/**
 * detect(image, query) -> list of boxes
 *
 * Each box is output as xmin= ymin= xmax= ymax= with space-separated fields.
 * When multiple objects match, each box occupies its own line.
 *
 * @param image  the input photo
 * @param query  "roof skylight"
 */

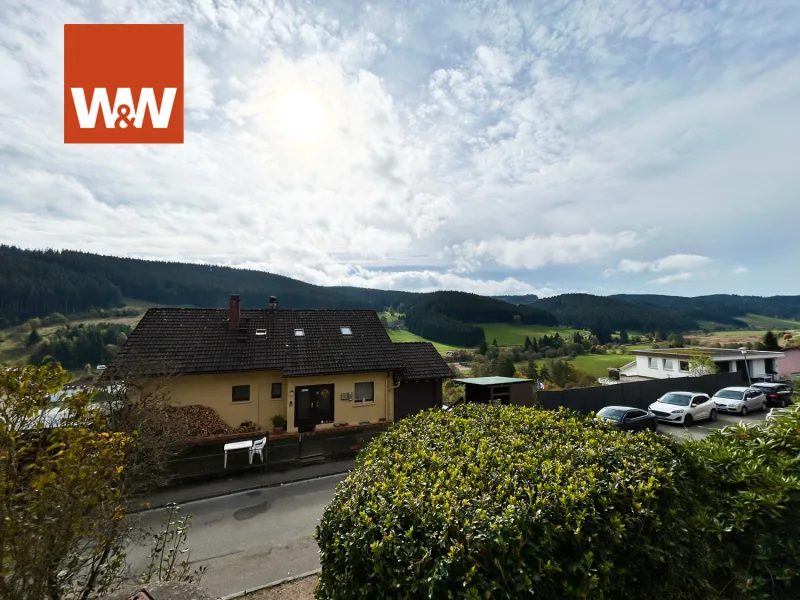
xmin=294 ymin=328 xmax=305 ymax=336
xmin=255 ymin=329 xmax=267 ymax=336
xmin=340 ymin=326 xmax=352 ymax=335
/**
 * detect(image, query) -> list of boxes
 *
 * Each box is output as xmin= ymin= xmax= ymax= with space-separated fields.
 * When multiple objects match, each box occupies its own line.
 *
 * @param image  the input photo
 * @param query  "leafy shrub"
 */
xmin=315 ymin=405 xmax=711 ymax=600
xmin=691 ymin=407 xmax=800 ymax=599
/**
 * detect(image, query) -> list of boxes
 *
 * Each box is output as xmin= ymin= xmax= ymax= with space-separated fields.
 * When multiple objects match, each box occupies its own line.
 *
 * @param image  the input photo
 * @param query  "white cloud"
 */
xmin=606 ymin=254 xmax=713 ymax=276
xmin=651 ymin=272 xmax=694 ymax=285
xmin=450 ymin=230 xmax=639 ymax=272
xmin=1 ymin=0 xmax=799 ymax=295
xmin=732 ymin=265 xmax=749 ymax=274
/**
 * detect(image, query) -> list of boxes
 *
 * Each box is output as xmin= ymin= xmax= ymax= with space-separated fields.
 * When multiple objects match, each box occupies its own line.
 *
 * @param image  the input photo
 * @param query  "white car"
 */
xmin=712 ymin=387 xmax=767 ymax=416
xmin=648 ymin=392 xmax=717 ymax=426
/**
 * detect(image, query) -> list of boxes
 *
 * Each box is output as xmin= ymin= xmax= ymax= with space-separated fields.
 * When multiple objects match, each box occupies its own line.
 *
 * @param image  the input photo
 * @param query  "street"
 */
xmin=124 ymin=411 xmax=768 ymax=597
xmin=660 ymin=408 xmax=768 ymax=441
xmin=125 ymin=474 xmax=347 ymax=597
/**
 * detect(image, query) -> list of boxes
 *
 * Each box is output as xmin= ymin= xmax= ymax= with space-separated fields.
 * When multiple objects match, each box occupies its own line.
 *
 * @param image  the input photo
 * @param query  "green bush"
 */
xmin=315 ymin=405 xmax=711 ymax=599
xmin=691 ymin=406 xmax=800 ymax=599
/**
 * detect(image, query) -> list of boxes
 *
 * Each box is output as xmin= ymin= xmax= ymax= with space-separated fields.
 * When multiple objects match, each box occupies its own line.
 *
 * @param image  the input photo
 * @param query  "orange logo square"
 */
xmin=64 ymin=24 xmax=184 ymax=144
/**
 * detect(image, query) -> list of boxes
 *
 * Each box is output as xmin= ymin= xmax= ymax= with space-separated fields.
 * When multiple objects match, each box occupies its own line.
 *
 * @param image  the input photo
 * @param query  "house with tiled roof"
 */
xmin=106 ymin=294 xmax=453 ymax=434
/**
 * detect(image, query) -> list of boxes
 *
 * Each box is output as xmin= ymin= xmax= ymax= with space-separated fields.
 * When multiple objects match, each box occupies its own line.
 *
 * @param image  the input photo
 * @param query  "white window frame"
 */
xmin=354 ymin=382 xmax=374 ymax=403
xmin=648 ymin=357 xmax=659 ymax=369
xmin=663 ymin=359 xmax=674 ymax=371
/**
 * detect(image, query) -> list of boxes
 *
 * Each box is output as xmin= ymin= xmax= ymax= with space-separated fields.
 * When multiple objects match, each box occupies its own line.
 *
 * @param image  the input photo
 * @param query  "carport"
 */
xmin=451 ymin=376 xmax=534 ymax=407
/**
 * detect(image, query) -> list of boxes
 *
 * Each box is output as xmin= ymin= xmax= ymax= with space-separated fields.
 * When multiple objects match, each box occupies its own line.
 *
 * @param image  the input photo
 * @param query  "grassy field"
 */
xmin=735 ymin=314 xmax=800 ymax=330
xmin=571 ymin=353 xmax=636 ymax=378
xmin=479 ymin=323 xmax=584 ymax=346
xmin=387 ymin=329 xmax=466 ymax=352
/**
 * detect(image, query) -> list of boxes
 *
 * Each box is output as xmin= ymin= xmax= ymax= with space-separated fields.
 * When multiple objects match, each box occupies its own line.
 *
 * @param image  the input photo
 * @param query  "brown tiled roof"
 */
xmin=108 ymin=307 xmax=403 ymax=378
xmin=392 ymin=342 xmax=454 ymax=380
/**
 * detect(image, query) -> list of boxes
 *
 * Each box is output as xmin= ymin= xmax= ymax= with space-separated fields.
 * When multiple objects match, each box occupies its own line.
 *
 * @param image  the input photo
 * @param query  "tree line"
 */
xmin=27 ymin=323 xmax=133 ymax=369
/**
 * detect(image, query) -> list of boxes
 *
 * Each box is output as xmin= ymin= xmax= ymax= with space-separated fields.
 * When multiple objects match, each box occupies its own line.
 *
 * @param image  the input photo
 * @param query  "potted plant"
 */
xmin=271 ymin=414 xmax=287 ymax=434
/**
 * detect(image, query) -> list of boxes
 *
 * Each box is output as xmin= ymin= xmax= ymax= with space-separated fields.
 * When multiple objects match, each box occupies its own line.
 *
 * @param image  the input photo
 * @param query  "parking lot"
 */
xmin=661 ymin=409 xmax=769 ymax=441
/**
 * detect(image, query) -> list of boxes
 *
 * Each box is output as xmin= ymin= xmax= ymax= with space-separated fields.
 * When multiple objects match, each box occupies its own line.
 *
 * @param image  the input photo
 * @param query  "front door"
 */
xmin=294 ymin=384 xmax=334 ymax=432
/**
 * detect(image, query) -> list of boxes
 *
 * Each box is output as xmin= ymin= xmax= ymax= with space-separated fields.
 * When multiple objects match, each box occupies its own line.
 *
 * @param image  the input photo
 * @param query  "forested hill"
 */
xmin=533 ymin=293 xmax=697 ymax=333
xmin=492 ymin=294 xmax=540 ymax=305
xmin=612 ymin=294 xmax=800 ymax=323
xmin=0 ymin=245 xmax=420 ymax=326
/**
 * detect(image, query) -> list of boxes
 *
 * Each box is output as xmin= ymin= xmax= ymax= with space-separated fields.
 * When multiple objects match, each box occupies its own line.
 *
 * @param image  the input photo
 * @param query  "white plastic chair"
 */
xmin=249 ymin=437 xmax=267 ymax=464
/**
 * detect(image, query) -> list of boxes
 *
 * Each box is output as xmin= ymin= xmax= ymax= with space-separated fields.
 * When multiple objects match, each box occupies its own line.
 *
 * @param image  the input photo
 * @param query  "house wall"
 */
xmin=394 ymin=379 xmax=442 ymax=421
xmin=163 ymin=370 xmax=285 ymax=431
xmin=285 ymin=371 xmax=395 ymax=434
xmin=635 ymin=354 xmax=776 ymax=380
xmin=778 ymin=348 xmax=800 ymax=376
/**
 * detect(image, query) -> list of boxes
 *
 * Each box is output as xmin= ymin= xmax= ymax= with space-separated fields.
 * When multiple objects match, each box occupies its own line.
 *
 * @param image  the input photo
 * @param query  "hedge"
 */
xmin=315 ymin=404 xmax=712 ymax=599
xmin=691 ymin=405 xmax=800 ymax=600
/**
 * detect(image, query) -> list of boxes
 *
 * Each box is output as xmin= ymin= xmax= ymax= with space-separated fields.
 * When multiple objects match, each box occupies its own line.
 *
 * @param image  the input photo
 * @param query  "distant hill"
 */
xmin=534 ymin=293 xmax=697 ymax=333
xmin=0 ymin=245 xmax=420 ymax=326
xmin=612 ymin=294 xmax=800 ymax=324
xmin=492 ymin=294 xmax=540 ymax=305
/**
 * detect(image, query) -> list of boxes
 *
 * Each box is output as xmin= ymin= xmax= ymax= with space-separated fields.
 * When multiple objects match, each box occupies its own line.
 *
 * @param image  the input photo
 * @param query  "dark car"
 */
xmin=751 ymin=382 xmax=794 ymax=408
xmin=596 ymin=406 xmax=658 ymax=432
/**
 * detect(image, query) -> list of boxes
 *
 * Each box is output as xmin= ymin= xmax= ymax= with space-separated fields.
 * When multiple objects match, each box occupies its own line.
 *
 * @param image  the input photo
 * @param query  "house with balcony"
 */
xmin=104 ymin=294 xmax=453 ymax=435
xmin=602 ymin=347 xmax=785 ymax=384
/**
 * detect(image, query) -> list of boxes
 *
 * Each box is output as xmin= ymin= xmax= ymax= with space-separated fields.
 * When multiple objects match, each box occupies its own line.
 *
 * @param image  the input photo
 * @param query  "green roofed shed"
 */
xmin=451 ymin=376 xmax=534 ymax=407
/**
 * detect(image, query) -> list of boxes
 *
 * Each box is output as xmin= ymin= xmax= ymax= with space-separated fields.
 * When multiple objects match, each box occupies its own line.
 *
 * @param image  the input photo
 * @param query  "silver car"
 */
xmin=712 ymin=387 xmax=767 ymax=416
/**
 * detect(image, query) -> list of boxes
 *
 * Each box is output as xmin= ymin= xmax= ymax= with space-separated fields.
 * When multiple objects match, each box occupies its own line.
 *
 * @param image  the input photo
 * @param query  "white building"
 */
xmin=603 ymin=347 xmax=785 ymax=384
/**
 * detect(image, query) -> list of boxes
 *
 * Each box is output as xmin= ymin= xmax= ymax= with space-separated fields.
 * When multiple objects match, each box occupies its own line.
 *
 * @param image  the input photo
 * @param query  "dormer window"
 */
xmin=255 ymin=329 xmax=267 ymax=336
xmin=340 ymin=326 xmax=352 ymax=335
xmin=294 ymin=328 xmax=305 ymax=337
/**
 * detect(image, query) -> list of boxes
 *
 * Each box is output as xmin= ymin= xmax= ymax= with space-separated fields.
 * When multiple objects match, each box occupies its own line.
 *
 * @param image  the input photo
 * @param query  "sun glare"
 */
xmin=273 ymin=91 xmax=325 ymax=143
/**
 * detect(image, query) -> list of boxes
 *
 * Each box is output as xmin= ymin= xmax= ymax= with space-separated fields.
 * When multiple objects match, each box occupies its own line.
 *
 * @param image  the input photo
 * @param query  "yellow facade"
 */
xmin=162 ymin=369 xmax=395 ymax=434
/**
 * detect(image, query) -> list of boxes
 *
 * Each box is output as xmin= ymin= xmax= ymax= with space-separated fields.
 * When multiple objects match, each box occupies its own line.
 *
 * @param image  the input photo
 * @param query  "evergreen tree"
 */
xmin=524 ymin=359 xmax=539 ymax=380
xmin=619 ymin=330 xmax=629 ymax=343
xmin=523 ymin=336 xmax=532 ymax=352
xmin=26 ymin=329 xmax=42 ymax=347
xmin=477 ymin=339 xmax=488 ymax=355
xmin=532 ymin=337 xmax=539 ymax=352
xmin=492 ymin=338 xmax=498 ymax=347
xmin=572 ymin=331 xmax=582 ymax=344
xmin=762 ymin=330 xmax=780 ymax=351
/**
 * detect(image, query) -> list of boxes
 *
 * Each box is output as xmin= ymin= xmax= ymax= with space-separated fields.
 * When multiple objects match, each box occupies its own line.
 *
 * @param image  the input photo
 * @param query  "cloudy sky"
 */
xmin=1 ymin=0 xmax=799 ymax=297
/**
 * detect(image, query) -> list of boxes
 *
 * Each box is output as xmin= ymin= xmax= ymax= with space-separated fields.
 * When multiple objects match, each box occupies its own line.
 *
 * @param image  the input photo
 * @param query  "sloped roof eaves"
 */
xmin=110 ymin=307 xmax=401 ymax=378
xmin=391 ymin=342 xmax=454 ymax=380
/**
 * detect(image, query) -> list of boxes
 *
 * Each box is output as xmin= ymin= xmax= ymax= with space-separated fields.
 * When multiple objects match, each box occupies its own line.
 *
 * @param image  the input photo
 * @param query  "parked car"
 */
xmin=648 ymin=392 xmax=717 ymax=426
xmin=712 ymin=387 xmax=767 ymax=416
xmin=596 ymin=406 xmax=659 ymax=432
xmin=750 ymin=382 xmax=794 ymax=408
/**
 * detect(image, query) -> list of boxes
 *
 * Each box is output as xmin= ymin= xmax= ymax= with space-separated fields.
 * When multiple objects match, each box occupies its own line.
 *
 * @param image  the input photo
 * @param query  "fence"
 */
xmin=537 ymin=371 xmax=749 ymax=415
xmin=163 ymin=423 xmax=388 ymax=483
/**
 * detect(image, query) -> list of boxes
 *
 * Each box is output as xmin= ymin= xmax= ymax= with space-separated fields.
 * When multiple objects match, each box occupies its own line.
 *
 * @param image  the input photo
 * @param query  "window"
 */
xmin=255 ymin=329 xmax=267 ymax=336
xmin=232 ymin=385 xmax=250 ymax=402
xmin=340 ymin=326 xmax=352 ymax=335
xmin=648 ymin=357 xmax=659 ymax=369
xmin=354 ymin=382 xmax=374 ymax=403
xmin=294 ymin=328 xmax=305 ymax=336
xmin=679 ymin=360 xmax=689 ymax=372
xmin=627 ymin=410 xmax=646 ymax=419
xmin=271 ymin=382 xmax=282 ymax=399
xmin=663 ymin=359 xmax=674 ymax=371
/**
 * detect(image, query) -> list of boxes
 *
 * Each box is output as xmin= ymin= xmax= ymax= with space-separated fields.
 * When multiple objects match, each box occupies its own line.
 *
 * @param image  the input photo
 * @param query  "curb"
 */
xmin=131 ymin=469 xmax=351 ymax=513
xmin=217 ymin=568 xmax=321 ymax=600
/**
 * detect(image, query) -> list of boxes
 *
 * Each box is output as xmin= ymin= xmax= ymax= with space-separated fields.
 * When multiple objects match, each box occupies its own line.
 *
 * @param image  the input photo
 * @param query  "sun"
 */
xmin=273 ymin=91 xmax=325 ymax=143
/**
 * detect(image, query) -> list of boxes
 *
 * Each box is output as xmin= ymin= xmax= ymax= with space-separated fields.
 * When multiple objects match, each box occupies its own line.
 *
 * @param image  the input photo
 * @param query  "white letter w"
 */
xmin=70 ymin=88 xmax=177 ymax=128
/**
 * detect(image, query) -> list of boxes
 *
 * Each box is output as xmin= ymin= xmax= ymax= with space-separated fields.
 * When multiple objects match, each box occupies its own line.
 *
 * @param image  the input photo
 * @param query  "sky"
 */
xmin=1 ymin=0 xmax=799 ymax=298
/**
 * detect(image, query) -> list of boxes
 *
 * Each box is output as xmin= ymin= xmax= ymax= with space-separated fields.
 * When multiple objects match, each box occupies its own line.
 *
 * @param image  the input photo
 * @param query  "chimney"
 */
xmin=269 ymin=296 xmax=278 ymax=310
xmin=608 ymin=367 xmax=620 ymax=381
xmin=229 ymin=294 xmax=241 ymax=331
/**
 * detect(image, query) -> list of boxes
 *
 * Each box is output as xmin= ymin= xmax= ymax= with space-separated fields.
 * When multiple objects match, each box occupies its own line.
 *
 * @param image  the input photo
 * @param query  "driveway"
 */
xmin=660 ymin=409 xmax=768 ymax=441
xmin=125 ymin=474 xmax=346 ymax=597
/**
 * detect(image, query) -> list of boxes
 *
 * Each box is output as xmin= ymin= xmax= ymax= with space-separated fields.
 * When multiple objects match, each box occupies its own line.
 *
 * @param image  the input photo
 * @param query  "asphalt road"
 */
xmin=125 ymin=474 xmax=347 ymax=597
xmin=660 ymin=407 xmax=768 ymax=441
